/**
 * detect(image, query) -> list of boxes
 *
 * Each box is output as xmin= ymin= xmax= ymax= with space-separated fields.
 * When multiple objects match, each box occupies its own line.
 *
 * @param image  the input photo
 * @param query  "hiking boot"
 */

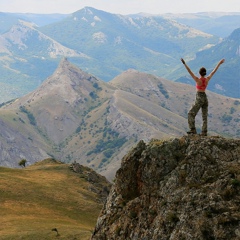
xmin=200 ymin=131 xmax=207 ymax=136
xmin=187 ymin=128 xmax=197 ymax=135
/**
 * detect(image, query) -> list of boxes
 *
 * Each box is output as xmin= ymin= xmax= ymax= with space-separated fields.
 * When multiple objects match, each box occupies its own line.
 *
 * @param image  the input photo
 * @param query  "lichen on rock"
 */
xmin=92 ymin=135 xmax=240 ymax=240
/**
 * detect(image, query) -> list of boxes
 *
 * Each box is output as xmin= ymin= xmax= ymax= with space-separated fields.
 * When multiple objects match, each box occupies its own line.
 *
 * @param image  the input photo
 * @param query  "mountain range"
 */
xmin=0 ymin=7 xmax=239 ymax=103
xmin=0 ymin=59 xmax=239 ymax=180
xmin=1 ymin=8 xmax=239 ymax=239
xmin=39 ymin=7 xmax=218 ymax=79
xmin=160 ymin=12 xmax=240 ymax=37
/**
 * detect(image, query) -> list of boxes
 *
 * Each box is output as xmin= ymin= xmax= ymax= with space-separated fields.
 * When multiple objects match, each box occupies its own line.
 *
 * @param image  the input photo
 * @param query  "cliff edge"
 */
xmin=91 ymin=135 xmax=240 ymax=240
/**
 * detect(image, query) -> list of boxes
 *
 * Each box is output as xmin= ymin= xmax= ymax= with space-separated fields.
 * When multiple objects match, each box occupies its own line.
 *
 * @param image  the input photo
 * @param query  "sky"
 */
xmin=0 ymin=0 xmax=240 ymax=15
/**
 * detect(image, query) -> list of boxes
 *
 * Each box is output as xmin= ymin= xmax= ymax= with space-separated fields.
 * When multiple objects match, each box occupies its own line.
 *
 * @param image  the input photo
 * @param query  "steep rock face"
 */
xmin=92 ymin=136 xmax=240 ymax=240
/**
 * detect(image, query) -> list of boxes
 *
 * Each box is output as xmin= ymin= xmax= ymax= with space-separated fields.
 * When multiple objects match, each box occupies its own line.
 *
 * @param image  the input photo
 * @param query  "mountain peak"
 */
xmin=31 ymin=58 xmax=100 ymax=106
xmin=7 ymin=58 xmax=100 ymax=110
xmin=58 ymin=57 xmax=72 ymax=70
xmin=92 ymin=135 xmax=240 ymax=239
xmin=52 ymin=58 xmax=98 ymax=85
xmin=73 ymin=6 xmax=109 ymax=17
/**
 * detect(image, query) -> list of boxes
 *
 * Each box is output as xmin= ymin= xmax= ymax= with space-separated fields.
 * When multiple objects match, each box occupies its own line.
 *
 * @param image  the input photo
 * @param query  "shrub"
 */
xmin=166 ymin=211 xmax=179 ymax=223
xmin=230 ymin=107 xmax=236 ymax=114
xmin=89 ymin=91 xmax=98 ymax=100
xmin=19 ymin=159 xmax=27 ymax=168
xmin=234 ymin=100 xmax=240 ymax=105
xmin=231 ymin=178 xmax=240 ymax=187
xmin=103 ymin=149 xmax=114 ymax=158
xmin=93 ymin=82 xmax=102 ymax=90
xmin=158 ymin=83 xmax=169 ymax=99
xmin=129 ymin=210 xmax=137 ymax=219
xmin=220 ymin=113 xmax=232 ymax=123
xmin=19 ymin=106 xmax=36 ymax=126
xmin=75 ymin=126 xmax=81 ymax=133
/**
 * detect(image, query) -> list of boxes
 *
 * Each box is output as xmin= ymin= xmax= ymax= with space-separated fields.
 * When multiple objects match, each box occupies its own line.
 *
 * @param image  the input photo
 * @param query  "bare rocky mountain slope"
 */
xmin=0 ymin=59 xmax=239 ymax=180
xmin=92 ymin=135 xmax=240 ymax=240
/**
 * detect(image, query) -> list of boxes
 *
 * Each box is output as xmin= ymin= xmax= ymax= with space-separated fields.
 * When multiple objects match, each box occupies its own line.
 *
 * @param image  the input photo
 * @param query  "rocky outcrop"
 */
xmin=91 ymin=135 xmax=240 ymax=240
xmin=69 ymin=162 xmax=112 ymax=203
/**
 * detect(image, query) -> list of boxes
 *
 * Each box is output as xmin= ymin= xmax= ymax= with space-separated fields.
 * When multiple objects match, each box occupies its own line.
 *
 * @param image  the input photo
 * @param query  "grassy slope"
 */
xmin=0 ymin=160 xmax=105 ymax=240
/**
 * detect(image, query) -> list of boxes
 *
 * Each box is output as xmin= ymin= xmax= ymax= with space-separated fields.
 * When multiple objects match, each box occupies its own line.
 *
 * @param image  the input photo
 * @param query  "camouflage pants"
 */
xmin=188 ymin=92 xmax=208 ymax=133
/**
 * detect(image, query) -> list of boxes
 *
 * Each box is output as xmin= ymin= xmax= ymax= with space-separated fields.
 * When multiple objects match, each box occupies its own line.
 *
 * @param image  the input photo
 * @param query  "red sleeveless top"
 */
xmin=196 ymin=77 xmax=207 ymax=91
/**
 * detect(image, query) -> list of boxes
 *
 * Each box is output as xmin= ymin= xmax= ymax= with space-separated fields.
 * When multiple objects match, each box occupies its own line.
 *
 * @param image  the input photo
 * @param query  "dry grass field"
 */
xmin=0 ymin=159 xmax=106 ymax=239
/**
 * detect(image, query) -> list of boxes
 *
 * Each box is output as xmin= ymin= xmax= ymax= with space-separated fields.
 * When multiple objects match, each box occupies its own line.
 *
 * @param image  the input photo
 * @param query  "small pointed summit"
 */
xmin=57 ymin=57 xmax=71 ymax=71
xmin=60 ymin=56 xmax=68 ymax=64
xmin=53 ymin=58 xmax=99 ymax=86
xmin=52 ymin=57 xmax=88 ymax=80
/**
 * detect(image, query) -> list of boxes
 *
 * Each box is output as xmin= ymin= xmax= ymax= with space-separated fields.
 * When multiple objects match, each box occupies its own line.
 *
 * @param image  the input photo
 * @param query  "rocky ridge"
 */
xmin=0 ymin=59 xmax=239 ymax=180
xmin=92 ymin=135 xmax=240 ymax=239
xmin=69 ymin=161 xmax=112 ymax=203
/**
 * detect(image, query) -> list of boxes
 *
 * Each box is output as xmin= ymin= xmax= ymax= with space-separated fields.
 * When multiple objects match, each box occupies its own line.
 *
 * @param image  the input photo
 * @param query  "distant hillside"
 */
xmin=92 ymin=136 xmax=240 ymax=239
xmin=1 ymin=8 xmax=240 ymax=103
xmin=0 ymin=19 xmax=89 ymax=103
xmin=40 ymin=7 xmax=218 ymax=81
xmin=9 ymin=12 xmax=69 ymax=27
xmin=0 ymin=7 xmax=220 ymax=102
xmin=0 ymin=158 xmax=111 ymax=240
xmin=160 ymin=12 xmax=240 ymax=37
xmin=0 ymin=12 xmax=20 ymax=33
xmin=0 ymin=12 xmax=68 ymax=30
xmin=0 ymin=59 xmax=239 ymax=181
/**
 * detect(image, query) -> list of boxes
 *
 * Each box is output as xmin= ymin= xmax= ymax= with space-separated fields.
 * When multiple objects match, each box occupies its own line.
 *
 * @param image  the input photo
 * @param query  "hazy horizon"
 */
xmin=1 ymin=0 xmax=240 ymax=15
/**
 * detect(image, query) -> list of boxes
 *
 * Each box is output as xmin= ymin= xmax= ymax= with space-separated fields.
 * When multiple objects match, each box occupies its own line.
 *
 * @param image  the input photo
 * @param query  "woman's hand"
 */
xmin=219 ymin=59 xmax=225 ymax=64
xmin=181 ymin=58 xmax=185 ymax=65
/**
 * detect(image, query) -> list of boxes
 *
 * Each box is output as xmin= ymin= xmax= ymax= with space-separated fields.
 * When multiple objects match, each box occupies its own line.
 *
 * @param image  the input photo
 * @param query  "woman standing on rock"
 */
xmin=181 ymin=58 xmax=225 ymax=136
